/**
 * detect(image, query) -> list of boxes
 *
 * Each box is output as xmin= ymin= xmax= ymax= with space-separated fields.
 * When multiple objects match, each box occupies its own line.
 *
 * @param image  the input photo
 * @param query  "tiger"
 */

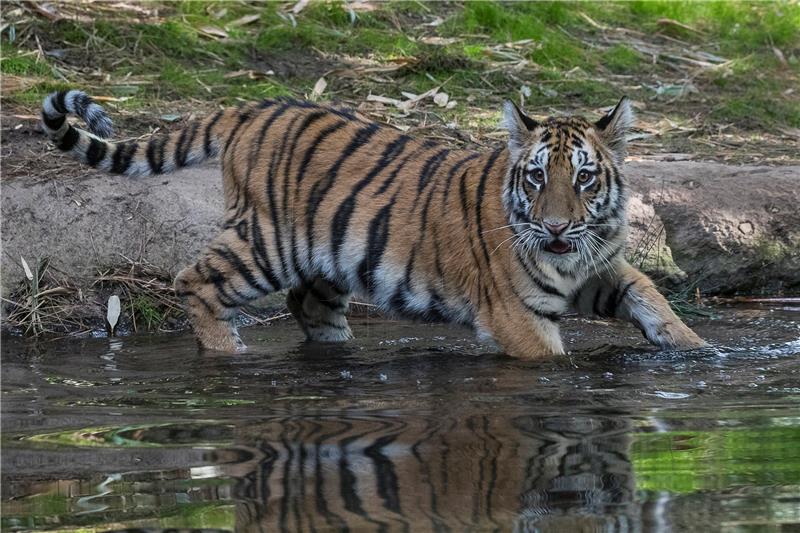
xmin=221 ymin=412 xmax=638 ymax=530
xmin=40 ymin=89 xmax=706 ymax=357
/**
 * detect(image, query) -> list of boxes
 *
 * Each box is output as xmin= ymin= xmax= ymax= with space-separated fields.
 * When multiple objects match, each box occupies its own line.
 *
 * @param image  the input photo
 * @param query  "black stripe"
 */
xmin=56 ymin=126 xmax=80 ymax=151
xmin=442 ymin=153 xmax=480 ymax=204
xmin=145 ymin=136 xmax=168 ymax=174
xmin=282 ymin=111 xmax=329 ymax=278
xmin=372 ymin=143 xmax=429 ymax=197
xmin=305 ymin=123 xmax=380 ymax=264
xmin=389 ymin=247 xmax=417 ymax=312
xmin=249 ymin=102 xmax=292 ymax=177
xmin=210 ymin=244 xmax=272 ymax=295
xmin=251 ymin=211 xmax=283 ymax=291
xmin=223 ymin=107 xmax=256 ymax=157
xmin=264 ymin=108 xmax=301 ymax=281
xmin=415 ymin=148 xmax=450 ymax=196
xmin=85 ymin=137 xmax=107 ymax=167
xmin=514 ymin=251 xmax=565 ymax=297
xmin=617 ymin=280 xmax=636 ymax=306
xmin=475 ymin=149 xmax=504 ymax=265
xmin=111 ymin=142 xmax=138 ymax=174
xmin=202 ymin=263 xmax=243 ymax=308
xmin=295 ymin=121 xmax=348 ymax=184
xmin=203 ymin=110 xmax=224 ymax=157
xmin=53 ymin=90 xmax=69 ymax=114
xmin=364 ymin=434 xmax=404 ymax=514
xmin=331 ymin=135 xmax=411 ymax=269
xmin=358 ymin=194 xmax=396 ymax=292
xmin=308 ymin=286 xmax=346 ymax=312
xmin=175 ymin=122 xmax=199 ymax=167
xmin=42 ymin=113 xmax=65 ymax=131
xmin=290 ymin=119 xmax=349 ymax=281
xmin=512 ymin=283 xmax=561 ymax=322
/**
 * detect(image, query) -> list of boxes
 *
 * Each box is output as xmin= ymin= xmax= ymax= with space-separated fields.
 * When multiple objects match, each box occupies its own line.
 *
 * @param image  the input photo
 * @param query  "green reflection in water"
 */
xmin=2 ymin=502 xmax=235 ymax=532
xmin=633 ymin=425 xmax=800 ymax=493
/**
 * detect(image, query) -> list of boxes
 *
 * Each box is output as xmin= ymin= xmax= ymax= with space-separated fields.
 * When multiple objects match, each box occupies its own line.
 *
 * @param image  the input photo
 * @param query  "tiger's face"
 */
xmin=502 ymin=98 xmax=633 ymax=271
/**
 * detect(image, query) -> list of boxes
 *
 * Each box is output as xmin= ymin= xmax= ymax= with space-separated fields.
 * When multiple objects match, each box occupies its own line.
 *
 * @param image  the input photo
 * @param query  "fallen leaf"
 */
xmin=228 ymin=14 xmax=260 ymax=27
xmin=366 ymin=94 xmax=403 ymax=106
xmin=433 ymin=92 xmax=449 ymax=107
xmin=224 ymin=69 xmax=273 ymax=80
xmin=311 ymin=76 xmax=327 ymax=100
xmin=198 ymin=25 xmax=228 ymax=40
xmin=20 ymin=256 xmax=33 ymax=281
xmin=420 ymin=36 xmax=460 ymax=46
xmin=107 ymin=295 xmax=121 ymax=332
xmin=772 ymin=47 xmax=789 ymax=68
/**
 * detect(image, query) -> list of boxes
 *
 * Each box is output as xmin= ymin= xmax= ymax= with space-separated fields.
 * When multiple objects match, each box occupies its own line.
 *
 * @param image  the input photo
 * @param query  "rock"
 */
xmin=1 ymin=160 xmax=798 ymax=296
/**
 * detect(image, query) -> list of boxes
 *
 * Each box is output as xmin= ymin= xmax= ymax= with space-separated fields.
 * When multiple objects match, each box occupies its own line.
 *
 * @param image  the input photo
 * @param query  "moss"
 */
xmin=753 ymin=239 xmax=789 ymax=264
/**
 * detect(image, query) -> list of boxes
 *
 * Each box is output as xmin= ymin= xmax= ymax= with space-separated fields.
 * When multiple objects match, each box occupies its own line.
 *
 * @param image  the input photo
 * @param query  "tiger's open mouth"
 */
xmin=545 ymin=240 xmax=574 ymax=255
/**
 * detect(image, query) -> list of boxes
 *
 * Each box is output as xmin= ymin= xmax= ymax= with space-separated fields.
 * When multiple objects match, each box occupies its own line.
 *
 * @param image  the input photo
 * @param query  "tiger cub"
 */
xmin=41 ymin=90 xmax=705 ymax=357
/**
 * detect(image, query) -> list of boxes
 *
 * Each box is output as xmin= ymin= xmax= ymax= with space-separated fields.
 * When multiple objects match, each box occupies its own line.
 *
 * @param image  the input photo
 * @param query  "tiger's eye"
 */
xmin=577 ymin=170 xmax=593 ymax=184
xmin=529 ymin=169 xmax=545 ymax=183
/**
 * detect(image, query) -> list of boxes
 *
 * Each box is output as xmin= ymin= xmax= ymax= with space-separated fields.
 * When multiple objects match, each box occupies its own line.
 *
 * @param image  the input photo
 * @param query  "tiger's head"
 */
xmin=501 ymin=98 xmax=633 ymax=271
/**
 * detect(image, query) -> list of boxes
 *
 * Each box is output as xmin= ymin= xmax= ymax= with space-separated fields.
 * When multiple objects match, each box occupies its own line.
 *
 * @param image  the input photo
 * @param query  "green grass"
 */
xmin=1 ymin=1 xmax=797 ymax=133
xmin=0 ymin=52 xmax=52 ymax=76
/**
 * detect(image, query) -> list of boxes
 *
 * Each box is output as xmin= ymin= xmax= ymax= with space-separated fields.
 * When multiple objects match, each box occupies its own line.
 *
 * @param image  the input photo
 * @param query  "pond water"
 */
xmin=2 ymin=305 xmax=799 ymax=532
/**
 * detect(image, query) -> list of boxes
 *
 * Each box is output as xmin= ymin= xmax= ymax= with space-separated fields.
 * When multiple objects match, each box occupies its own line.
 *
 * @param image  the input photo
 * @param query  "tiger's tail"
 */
xmin=41 ymin=89 xmax=239 ymax=177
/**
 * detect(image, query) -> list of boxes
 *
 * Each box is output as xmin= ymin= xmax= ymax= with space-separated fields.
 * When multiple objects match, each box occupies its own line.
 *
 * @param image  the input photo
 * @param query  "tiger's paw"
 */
xmin=196 ymin=328 xmax=247 ymax=353
xmin=654 ymin=322 xmax=708 ymax=351
xmin=305 ymin=325 xmax=354 ymax=343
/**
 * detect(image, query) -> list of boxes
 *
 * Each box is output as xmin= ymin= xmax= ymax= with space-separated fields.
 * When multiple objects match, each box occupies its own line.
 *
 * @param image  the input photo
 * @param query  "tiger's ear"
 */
xmin=594 ymin=96 xmax=634 ymax=161
xmin=502 ymin=100 xmax=537 ymax=159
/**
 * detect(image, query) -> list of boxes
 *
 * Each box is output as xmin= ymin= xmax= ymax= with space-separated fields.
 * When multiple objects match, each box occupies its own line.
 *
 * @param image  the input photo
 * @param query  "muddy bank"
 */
xmin=2 ymin=159 xmax=799 ymax=299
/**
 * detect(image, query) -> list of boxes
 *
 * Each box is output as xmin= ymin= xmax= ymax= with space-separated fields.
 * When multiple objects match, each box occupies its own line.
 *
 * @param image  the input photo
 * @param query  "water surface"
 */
xmin=2 ymin=305 xmax=799 ymax=531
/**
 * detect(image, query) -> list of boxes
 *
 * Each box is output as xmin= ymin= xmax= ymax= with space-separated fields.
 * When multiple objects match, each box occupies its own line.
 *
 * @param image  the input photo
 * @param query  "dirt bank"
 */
xmin=3 ymin=153 xmax=798 ymax=301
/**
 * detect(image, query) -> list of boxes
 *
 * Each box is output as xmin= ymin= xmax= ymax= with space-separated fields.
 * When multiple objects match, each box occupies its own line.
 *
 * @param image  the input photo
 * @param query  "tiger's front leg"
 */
xmin=477 ymin=298 xmax=565 ymax=359
xmin=574 ymin=259 xmax=706 ymax=350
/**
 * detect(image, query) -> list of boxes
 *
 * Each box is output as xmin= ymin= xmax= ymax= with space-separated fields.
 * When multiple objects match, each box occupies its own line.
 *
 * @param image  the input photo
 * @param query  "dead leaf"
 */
xmin=772 ymin=47 xmax=789 ymax=68
xmin=228 ymin=14 xmax=260 ymax=27
xmin=107 ymin=295 xmax=121 ymax=332
xmin=366 ymin=94 xmax=403 ymax=106
xmin=311 ymin=77 xmax=327 ymax=100
xmin=224 ymin=69 xmax=274 ymax=80
xmin=420 ymin=36 xmax=460 ymax=46
xmin=198 ymin=26 xmax=228 ymax=40
xmin=20 ymin=256 xmax=33 ymax=282
xmin=433 ymin=92 xmax=449 ymax=107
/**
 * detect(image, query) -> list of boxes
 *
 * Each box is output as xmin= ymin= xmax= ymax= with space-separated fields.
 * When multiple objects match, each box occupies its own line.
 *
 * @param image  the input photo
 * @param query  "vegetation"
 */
xmin=1 ymin=1 xmax=798 ymax=159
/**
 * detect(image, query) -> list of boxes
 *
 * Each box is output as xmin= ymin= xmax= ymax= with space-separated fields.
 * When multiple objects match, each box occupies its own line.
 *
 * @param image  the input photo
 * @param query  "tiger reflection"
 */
xmin=220 ymin=413 xmax=638 ymax=532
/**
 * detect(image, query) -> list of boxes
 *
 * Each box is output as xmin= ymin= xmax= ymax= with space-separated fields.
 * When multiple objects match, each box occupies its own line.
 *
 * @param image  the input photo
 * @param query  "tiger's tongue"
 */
xmin=548 ymin=241 xmax=571 ymax=254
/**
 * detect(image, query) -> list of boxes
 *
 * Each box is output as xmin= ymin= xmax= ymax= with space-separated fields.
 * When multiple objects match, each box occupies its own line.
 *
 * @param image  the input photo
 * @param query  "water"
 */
xmin=2 ymin=305 xmax=799 ymax=532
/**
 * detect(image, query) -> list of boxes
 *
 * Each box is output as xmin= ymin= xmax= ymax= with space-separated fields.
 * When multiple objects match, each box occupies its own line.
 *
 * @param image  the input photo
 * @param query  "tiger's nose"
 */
xmin=543 ymin=221 xmax=569 ymax=236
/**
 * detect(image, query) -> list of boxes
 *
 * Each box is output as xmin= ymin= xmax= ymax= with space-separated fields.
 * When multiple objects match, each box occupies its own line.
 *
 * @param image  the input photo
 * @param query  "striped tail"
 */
xmin=41 ymin=89 xmax=237 ymax=177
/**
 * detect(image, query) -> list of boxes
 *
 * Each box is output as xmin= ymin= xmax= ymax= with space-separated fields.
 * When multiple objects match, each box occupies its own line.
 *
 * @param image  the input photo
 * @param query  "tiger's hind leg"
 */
xmin=286 ymin=278 xmax=353 ymax=342
xmin=175 ymin=227 xmax=282 ymax=352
